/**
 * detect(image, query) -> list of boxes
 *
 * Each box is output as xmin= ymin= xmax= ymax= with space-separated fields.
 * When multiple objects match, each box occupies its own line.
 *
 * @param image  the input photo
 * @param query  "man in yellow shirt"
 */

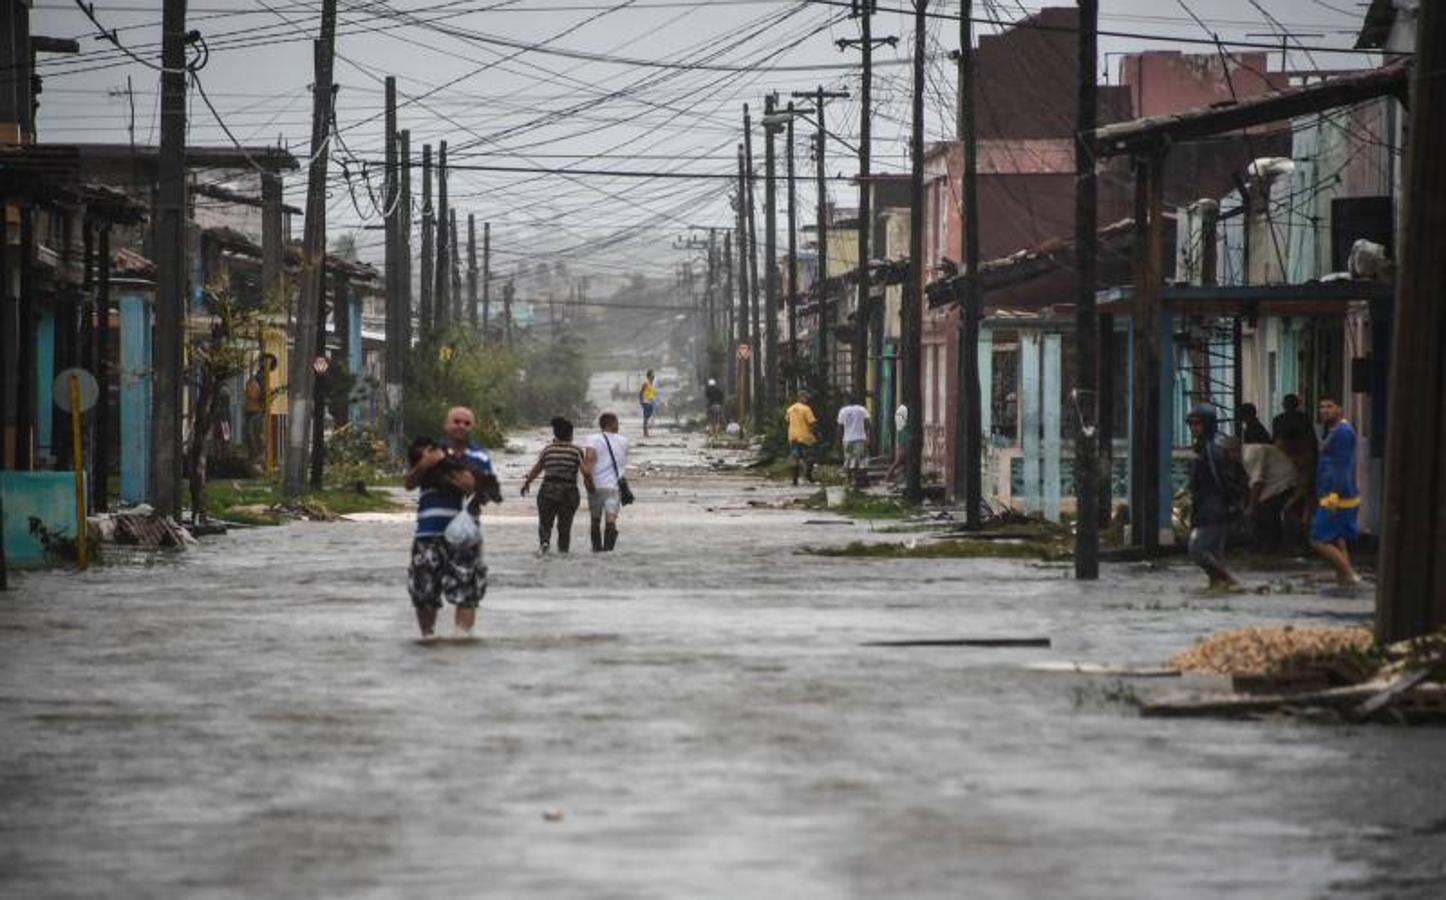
xmin=639 ymin=369 xmax=658 ymax=437
xmin=784 ymin=391 xmax=818 ymax=486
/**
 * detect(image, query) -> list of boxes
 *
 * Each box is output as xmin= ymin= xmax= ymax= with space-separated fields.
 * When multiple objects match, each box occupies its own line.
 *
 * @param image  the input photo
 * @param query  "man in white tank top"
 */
xmin=583 ymin=411 xmax=630 ymax=551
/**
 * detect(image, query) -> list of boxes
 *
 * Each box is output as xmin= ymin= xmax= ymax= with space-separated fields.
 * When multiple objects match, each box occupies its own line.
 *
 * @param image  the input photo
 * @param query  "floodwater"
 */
xmin=2 ymin=376 xmax=1444 ymax=898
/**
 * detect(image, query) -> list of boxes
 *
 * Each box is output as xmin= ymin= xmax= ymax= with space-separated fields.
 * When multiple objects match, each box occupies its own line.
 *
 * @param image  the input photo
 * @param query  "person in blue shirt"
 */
xmin=404 ymin=406 xmax=498 ymax=639
xmin=1310 ymin=397 xmax=1362 ymax=587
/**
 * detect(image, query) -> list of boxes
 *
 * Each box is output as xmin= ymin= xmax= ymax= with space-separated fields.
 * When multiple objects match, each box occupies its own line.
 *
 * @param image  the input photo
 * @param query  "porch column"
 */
xmin=1042 ymin=332 xmax=1062 ymax=523
xmin=1020 ymin=331 xmax=1040 ymax=513
xmin=349 ymin=294 xmax=363 ymax=423
xmin=119 ymin=290 xmax=152 ymax=505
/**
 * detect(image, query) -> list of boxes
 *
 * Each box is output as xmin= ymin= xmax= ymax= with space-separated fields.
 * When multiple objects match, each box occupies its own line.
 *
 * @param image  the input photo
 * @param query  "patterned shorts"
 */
xmin=408 ymin=536 xmax=487 ymax=609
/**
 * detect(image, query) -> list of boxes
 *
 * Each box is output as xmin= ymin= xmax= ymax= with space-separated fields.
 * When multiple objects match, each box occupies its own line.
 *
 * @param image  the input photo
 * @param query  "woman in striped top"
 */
xmin=521 ymin=417 xmax=594 ymax=555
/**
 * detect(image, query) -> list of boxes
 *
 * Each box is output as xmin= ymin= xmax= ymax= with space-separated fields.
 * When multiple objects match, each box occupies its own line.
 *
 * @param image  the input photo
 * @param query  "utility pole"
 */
xmin=1073 ymin=0 xmax=1101 ymax=578
xmin=706 ymin=228 xmax=718 ymax=363
xmin=449 ymin=208 xmax=462 ymax=323
xmin=743 ymin=107 xmax=764 ymax=420
xmin=763 ymin=93 xmax=781 ymax=414
xmin=481 ymin=221 xmax=491 ymax=338
xmin=467 ymin=214 xmax=479 ymax=330
xmin=786 ymin=102 xmax=799 ymax=378
xmin=793 ymin=86 xmax=850 ymax=391
xmin=903 ymin=0 xmax=927 ymax=501
xmin=282 ymin=0 xmax=337 ymax=498
xmin=383 ymin=77 xmax=401 ymax=438
xmin=435 ymin=140 xmax=450 ymax=332
xmin=734 ymin=149 xmax=752 ymax=419
xmin=399 ymin=129 xmax=412 ymax=361
xmin=309 ymin=275 xmax=330 ymax=490
xmin=153 ymin=0 xmax=188 ymax=517
xmin=724 ymin=229 xmax=736 ymax=390
xmin=503 ymin=278 xmax=514 ymax=347
xmin=420 ymin=143 xmax=434 ymax=341
xmin=954 ymin=0 xmax=984 ymax=527
xmin=838 ymin=1 xmax=896 ymax=406
xmin=1378 ymin=0 xmax=1446 ymax=642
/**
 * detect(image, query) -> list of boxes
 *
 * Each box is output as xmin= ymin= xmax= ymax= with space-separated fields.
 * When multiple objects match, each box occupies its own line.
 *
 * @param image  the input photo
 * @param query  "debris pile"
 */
xmin=90 ymin=508 xmax=197 ymax=548
xmin=1168 ymin=625 xmax=1376 ymax=679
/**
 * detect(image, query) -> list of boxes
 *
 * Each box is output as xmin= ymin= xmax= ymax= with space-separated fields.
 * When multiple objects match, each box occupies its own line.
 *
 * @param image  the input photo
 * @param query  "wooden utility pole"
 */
xmin=503 ymin=278 xmax=514 ymax=347
xmin=735 ymin=149 xmax=752 ymax=417
xmin=449 ymin=208 xmax=462 ymax=323
xmin=420 ymin=143 xmax=434 ymax=340
xmin=467 ymin=214 xmax=479 ymax=330
xmin=91 ymin=225 xmax=112 ymax=512
xmin=952 ymin=0 xmax=984 ymax=527
xmin=383 ymin=77 xmax=401 ymax=434
xmin=308 ymin=277 xmax=330 ymax=490
xmin=903 ymin=0 xmax=927 ymax=501
xmin=707 ymin=228 xmax=718 ymax=359
xmin=1073 ymin=0 xmax=1100 ymax=578
xmin=398 ymin=130 xmax=412 ymax=358
xmin=282 ymin=0 xmax=337 ymax=498
xmin=435 ymin=140 xmax=450 ymax=332
xmin=786 ymin=102 xmax=799 ymax=372
xmin=793 ymin=86 xmax=850 ymax=390
xmin=763 ymin=93 xmax=781 ymax=413
xmin=1130 ymin=155 xmax=1165 ymax=551
xmin=1378 ymin=0 xmax=1446 ymax=642
xmin=838 ymin=1 xmax=894 ymax=405
xmin=481 ymin=221 xmax=491 ymax=338
xmin=724 ymin=230 xmax=736 ymax=390
xmin=153 ymin=0 xmax=189 ymax=516
xmin=743 ymin=107 xmax=764 ymax=420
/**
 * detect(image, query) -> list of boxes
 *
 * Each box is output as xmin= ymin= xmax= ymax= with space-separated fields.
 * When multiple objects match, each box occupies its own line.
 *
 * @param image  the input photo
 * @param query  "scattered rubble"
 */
xmin=89 ymin=507 xmax=196 ymax=549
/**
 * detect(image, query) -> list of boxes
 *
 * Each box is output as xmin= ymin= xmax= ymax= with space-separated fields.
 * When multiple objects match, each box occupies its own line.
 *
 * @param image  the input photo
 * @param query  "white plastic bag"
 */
xmin=443 ymin=510 xmax=481 ymax=547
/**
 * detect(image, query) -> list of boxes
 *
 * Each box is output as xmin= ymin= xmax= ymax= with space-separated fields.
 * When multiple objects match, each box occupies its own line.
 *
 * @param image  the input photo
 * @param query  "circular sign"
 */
xmin=312 ymin=355 xmax=330 ymax=376
xmin=736 ymin=342 xmax=752 ymax=361
xmin=53 ymin=367 xmax=99 ymax=414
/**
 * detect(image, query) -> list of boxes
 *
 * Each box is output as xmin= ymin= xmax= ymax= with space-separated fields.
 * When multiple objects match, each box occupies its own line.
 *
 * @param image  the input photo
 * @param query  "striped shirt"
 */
xmin=414 ymin=442 xmax=494 ymax=537
xmin=537 ymin=442 xmax=584 ymax=484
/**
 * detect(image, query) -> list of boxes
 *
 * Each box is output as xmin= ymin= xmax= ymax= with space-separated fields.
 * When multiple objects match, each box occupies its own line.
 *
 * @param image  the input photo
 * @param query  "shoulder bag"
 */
xmin=602 ymin=434 xmax=635 ymax=506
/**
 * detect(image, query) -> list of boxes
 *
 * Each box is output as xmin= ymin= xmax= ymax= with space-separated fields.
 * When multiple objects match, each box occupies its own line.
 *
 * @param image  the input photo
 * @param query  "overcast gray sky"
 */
xmin=31 ymin=1 xmax=1380 ymax=282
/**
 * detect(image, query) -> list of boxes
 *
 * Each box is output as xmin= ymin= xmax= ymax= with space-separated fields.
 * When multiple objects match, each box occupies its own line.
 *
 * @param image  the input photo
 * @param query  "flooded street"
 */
xmin=3 ymin=385 xmax=1444 ymax=899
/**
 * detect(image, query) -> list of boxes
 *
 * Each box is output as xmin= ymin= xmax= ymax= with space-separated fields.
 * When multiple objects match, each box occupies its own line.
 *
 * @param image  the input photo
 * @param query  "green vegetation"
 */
xmin=801 ymin=489 xmax=914 ymax=518
xmin=404 ymin=324 xmax=591 ymax=446
xmin=205 ymin=479 xmax=402 ymax=526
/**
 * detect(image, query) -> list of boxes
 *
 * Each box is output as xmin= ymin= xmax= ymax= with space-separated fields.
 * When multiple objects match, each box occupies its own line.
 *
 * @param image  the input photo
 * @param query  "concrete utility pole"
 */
xmin=467 ymin=214 xmax=478 ymax=330
xmin=282 ymin=0 xmax=337 ymax=498
xmin=309 ymin=275 xmax=331 ymax=490
xmin=1378 ymin=1 xmax=1446 ymax=642
xmin=420 ymin=143 xmax=433 ymax=340
xmin=763 ymin=93 xmax=781 ymax=413
xmin=482 ymin=221 xmax=491 ymax=338
xmin=1073 ymin=0 xmax=1100 ymax=579
xmin=152 ymin=0 xmax=188 ymax=517
xmin=954 ymin=0 xmax=984 ymax=527
xmin=743 ymin=107 xmax=764 ymax=420
xmin=793 ymin=86 xmax=849 ymax=391
xmin=435 ymin=140 xmax=450 ymax=332
xmin=785 ymin=102 xmax=799 ymax=380
xmin=903 ymin=0 xmax=927 ymax=501
xmin=707 ymin=228 xmax=718 ymax=358
xmin=838 ymin=1 xmax=896 ymax=405
xmin=735 ymin=148 xmax=752 ymax=418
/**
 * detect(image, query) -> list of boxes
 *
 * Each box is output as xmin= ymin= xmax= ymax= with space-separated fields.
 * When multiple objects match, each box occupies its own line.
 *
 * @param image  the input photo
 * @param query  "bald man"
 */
xmin=404 ymin=406 xmax=497 ymax=639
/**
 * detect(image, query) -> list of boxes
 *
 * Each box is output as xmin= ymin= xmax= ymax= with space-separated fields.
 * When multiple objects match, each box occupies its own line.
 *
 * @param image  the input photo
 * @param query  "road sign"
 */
xmin=736 ymin=342 xmax=752 ymax=361
xmin=312 ymin=355 xmax=330 ymax=376
xmin=52 ymin=368 xmax=98 ymax=413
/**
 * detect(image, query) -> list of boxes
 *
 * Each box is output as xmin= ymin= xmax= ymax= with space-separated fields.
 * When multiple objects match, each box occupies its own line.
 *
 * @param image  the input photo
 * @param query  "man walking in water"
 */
xmin=584 ymin=412 xmax=630 ymax=552
xmin=639 ymin=370 xmax=658 ymax=437
xmin=785 ymin=391 xmax=818 ymax=486
xmin=404 ymin=406 xmax=496 ymax=639
xmin=1310 ymin=397 xmax=1362 ymax=587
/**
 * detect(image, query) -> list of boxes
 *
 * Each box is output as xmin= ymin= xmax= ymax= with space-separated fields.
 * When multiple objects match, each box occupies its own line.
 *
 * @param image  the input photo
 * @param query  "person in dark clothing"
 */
xmin=1272 ymin=393 xmax=1318 ymax=544
xmin=521 ymin=417 xmax=593 ymax=555
xmin=1186 ymin=404 xmax=1243 ymax=590
xmin=1271 ymin=394 xmax=1315 ymax=448
xmin=704 ymin=377 xmax=726 ymax=435
xmin=1237 ymin=402 xmax=1272 ymax=445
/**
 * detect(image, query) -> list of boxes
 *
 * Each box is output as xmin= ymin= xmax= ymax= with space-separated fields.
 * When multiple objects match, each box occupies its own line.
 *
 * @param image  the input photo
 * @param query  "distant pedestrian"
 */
xmin=1242 ymin=437 xmax=1297 ymax=553
xmin=521 ymin=417 xmax=592 ymax=556
xmin=836 ymin=395 xmax=871 ymax=488
xmin=583 ymin=412 xmax=631 ymax=552
xmin=705 ymin=377 xmax=725 ymax=435
xmin=1186 ymin=404 xmax=1243 ymax=591
xmin=243 ymin=352 xmax=278 ymax=463
xmin=639 ymin=369 xmax=658 ymax=437
xmin=403 ymin=406 xmax=498 ymax=640
xmin=1272 ymin=394 xmax=1315 ymax=451
xmin=1310 ymin=397 xmax=1362 ymax=587
xmin=886 ymin=403 xmax=910 ymax=482
xmin=784 ymin=391 xmax=818 ymax=486
xmin=1238 ymin=402 xmax=1272 ymax=445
